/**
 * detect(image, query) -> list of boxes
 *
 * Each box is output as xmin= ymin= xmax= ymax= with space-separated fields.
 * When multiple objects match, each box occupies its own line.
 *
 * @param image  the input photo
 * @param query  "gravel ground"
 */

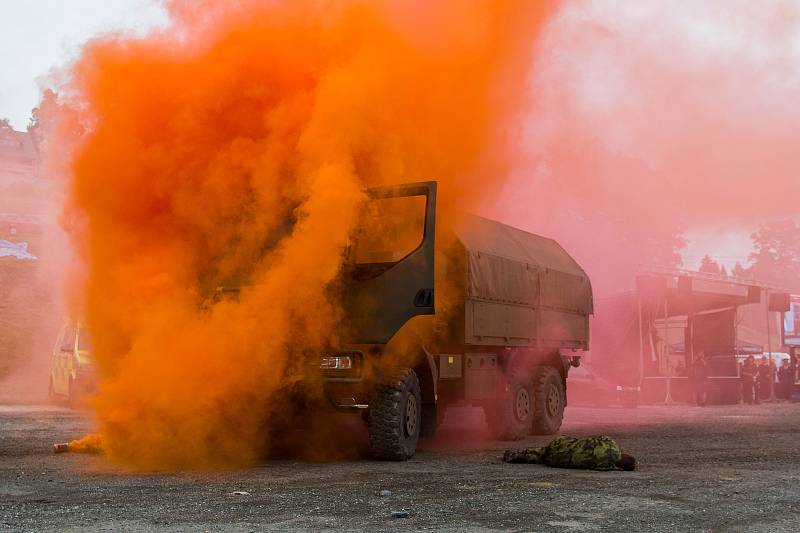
xmin=2 ymin=402 xmax=800 ymax=532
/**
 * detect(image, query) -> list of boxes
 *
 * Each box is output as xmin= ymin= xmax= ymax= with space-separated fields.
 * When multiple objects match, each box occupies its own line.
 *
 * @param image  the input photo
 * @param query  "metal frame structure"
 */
xmin=634 ymin=267 xmax=790 ymax=404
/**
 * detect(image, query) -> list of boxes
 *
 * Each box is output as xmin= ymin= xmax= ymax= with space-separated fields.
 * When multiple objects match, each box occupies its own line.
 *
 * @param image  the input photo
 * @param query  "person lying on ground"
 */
xmin=503 ymin=435 xmax=637 ymax=471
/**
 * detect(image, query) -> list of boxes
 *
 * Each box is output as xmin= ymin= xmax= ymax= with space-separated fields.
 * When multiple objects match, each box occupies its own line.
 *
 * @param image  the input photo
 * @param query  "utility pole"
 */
xmin=766 ymin=290 xmax=777 ymax=401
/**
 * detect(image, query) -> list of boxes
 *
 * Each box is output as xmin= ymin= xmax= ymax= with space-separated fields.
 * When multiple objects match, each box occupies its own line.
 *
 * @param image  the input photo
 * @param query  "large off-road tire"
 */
xmin=368 ymin=368 xmax=421 ymax=461
xmin=532 ymin=366 xmax=565 ymax=435
xmin=485 ymin=375 xmax=534 ymax=440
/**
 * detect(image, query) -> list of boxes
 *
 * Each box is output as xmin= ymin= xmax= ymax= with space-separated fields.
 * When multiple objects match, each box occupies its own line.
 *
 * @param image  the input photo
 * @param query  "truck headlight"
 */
xmin=320 ymin=355 xmax=353 ymax=370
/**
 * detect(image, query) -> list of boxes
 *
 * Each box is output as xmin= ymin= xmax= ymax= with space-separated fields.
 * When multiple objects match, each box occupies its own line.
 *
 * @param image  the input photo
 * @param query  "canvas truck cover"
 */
xmin=451 ymin=215 xmax=592 ymax=348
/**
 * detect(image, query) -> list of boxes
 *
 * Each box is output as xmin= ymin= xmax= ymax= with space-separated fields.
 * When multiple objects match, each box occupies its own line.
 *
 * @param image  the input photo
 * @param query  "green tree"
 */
xmin=699 ymin=254 xmax=721 ymax=275
xmin=748 ymin=219 xmax=800 ymax=289
xmin=27 ymin=89 xmax=58 ymax=149
xmin=732 ymin=261 xmax=750 ymax=279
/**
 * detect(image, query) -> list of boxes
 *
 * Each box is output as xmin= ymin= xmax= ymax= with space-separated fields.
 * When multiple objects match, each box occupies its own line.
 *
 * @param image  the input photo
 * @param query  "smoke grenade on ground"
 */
xmin=53 ymin=433 xmax=103 ymax=455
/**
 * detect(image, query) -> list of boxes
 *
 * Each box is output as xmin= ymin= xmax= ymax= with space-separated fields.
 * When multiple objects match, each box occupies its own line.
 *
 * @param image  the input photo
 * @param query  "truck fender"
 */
xmin=416 ymin=346 xmax=438 ymax=405
xmin=504 ymin=349 xmax=544 ymax=378
xmin=416 ymin=346 xmax=439 ymax=438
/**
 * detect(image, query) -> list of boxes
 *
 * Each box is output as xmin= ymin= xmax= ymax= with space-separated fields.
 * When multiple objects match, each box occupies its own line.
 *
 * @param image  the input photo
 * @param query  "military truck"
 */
xmin=321 ymin=181 xmax=593 ymax=460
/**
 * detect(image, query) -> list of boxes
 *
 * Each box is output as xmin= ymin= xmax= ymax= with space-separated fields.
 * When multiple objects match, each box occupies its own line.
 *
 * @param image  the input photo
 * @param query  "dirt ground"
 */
xmin=2 ymin=402 xmax=799 ymax=532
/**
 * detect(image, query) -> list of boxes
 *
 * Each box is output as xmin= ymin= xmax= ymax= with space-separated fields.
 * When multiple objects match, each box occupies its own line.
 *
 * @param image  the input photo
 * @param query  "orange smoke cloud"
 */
xmin=50 ymin=0 xmax=557 ymax=468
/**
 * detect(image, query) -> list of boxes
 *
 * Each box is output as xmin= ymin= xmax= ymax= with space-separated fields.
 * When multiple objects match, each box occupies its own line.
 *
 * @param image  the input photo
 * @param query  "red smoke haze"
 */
xmin=491 ymin=0 xmax=800 ymax=294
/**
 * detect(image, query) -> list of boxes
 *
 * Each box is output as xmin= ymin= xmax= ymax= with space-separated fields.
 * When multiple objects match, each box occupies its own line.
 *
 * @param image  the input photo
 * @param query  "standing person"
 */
xmin=793 ymin=350 xmax=800 ymax=389
xmin=777 ymin=359 xmax=794 ymax=401
xmin=769 ymin=357 xmax=778 ymax=400
xmin=691 ymin=351 xmax=709 ymax=406
xmin=741 ymin=355 xmax=757 ymax=405
xmin=757 ymin=356 xmax=771 ymax=402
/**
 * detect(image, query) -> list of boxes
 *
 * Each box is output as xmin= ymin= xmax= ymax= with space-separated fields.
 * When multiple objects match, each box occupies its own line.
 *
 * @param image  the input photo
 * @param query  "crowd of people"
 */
xmin=685 ymin=351 xmax=797 ymax=406
xmin=739 ymin=354 xmax=796 ymax=404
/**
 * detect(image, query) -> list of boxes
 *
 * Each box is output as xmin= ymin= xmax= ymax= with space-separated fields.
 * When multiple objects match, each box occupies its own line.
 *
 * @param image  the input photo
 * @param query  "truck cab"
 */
xmin=323 ymin=181 xmax=593 ymax=460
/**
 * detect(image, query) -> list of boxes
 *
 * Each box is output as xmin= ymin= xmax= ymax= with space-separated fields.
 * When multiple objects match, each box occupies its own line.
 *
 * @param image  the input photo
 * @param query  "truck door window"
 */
xmin=352 ymin=195 xmax=426 ymax=265
xmin=61 ymin=326 xmax=76 ymax=352
xmin=78 ymin=328 xmax=93 ymax=352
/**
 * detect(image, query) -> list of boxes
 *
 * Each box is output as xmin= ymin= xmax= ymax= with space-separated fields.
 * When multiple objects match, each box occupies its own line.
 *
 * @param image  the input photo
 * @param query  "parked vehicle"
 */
xmin=567 ymin=363 xmax=630 ymax=407
xmin=48 ymin=321 xmax=96 ymax=408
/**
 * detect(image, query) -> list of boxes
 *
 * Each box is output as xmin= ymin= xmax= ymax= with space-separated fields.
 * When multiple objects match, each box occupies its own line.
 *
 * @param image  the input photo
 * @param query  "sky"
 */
xmin=0 ymin=0 xmax=783 ymax=272
xmin=0 ymin=0 xmax=168 ymax=129
xmin=509 ymin=0 xmax=800 ymax=273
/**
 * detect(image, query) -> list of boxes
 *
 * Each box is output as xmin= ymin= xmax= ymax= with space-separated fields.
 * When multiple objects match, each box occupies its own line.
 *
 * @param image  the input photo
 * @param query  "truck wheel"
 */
xmin=368 ymin=368 xmax=421 ymax=461
xmin=532 ymin=366 xmax=565 ymax=435
xmin=485 ymin=376 xmax=533 ymax=440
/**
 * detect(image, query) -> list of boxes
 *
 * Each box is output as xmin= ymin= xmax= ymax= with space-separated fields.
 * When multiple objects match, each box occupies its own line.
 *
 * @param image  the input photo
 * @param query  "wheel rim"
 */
xmin=514 ymin=387 xmax=531 ymax=422
xmin=405 ymin=394 xmax=418 ymax=437
xmin=546 ymin=383 xmax=561 ymax=417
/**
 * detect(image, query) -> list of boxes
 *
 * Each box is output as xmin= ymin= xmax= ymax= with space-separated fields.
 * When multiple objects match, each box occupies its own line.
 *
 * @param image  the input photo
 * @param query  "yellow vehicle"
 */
xmin=48 ymin=321 xmax=96 ymax=408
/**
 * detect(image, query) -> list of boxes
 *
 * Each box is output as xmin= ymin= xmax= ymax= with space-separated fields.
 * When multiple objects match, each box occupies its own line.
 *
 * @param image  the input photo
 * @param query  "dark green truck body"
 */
xmin=326 ymin=181 xmax=593 ymax=460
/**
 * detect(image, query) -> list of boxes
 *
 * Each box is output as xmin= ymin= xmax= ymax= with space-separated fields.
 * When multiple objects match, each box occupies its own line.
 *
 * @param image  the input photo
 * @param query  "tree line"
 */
xmin=699 ymin=220 xmax=800 ymax=291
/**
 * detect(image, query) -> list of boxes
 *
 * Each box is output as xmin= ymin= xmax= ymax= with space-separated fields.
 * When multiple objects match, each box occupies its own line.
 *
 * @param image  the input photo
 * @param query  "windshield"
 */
xmin=77 ymin=328 xmax=93 ymax=352
xmin=61 ymin=326 xmax=76 ymax=351
xmin=351 ymin=194 xmax=426 ymax=265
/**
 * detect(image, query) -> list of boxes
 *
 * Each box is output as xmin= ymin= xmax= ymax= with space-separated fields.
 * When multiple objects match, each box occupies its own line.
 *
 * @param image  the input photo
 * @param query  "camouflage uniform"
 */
xmin=503 ymin=436 xmax=622 ymax=471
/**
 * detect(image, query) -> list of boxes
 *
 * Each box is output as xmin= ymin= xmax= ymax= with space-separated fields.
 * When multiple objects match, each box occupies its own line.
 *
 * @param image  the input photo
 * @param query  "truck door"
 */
xmin=345 ymin=181 xmax=436 ymax=344
xmin=55 ymin=324 xmax=76 ymax=395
